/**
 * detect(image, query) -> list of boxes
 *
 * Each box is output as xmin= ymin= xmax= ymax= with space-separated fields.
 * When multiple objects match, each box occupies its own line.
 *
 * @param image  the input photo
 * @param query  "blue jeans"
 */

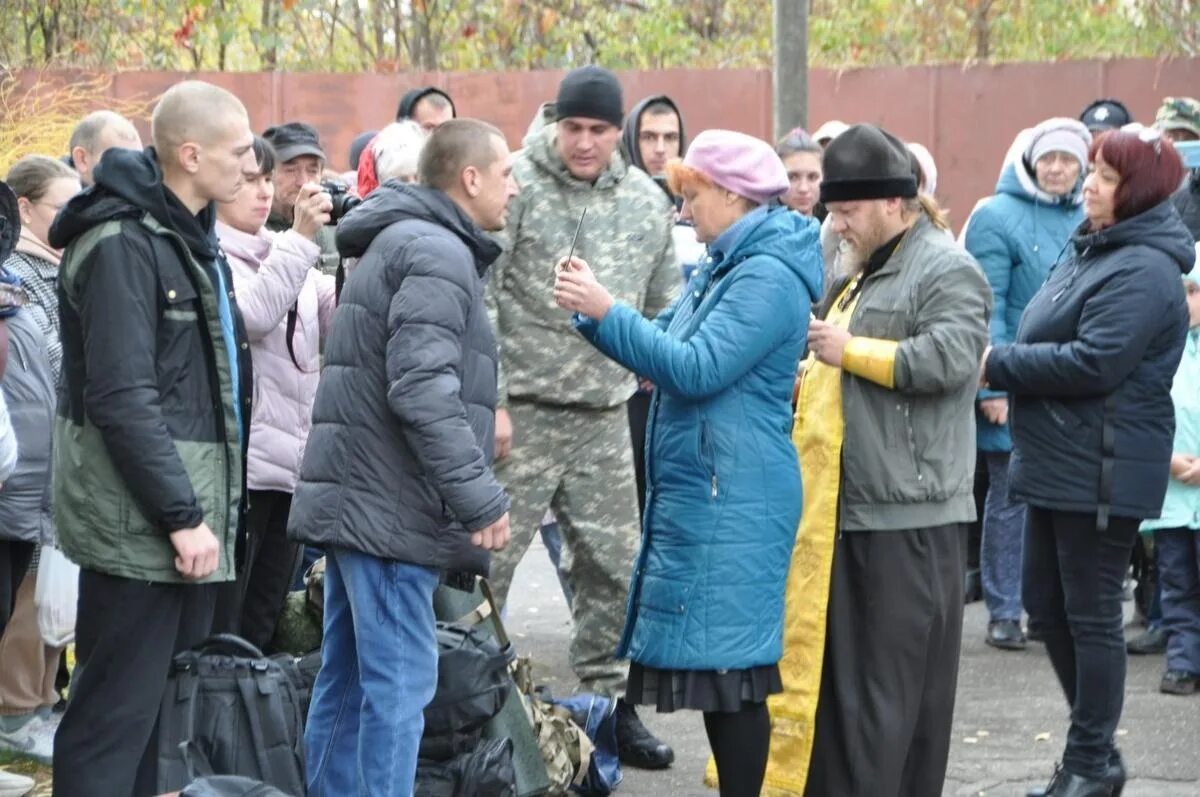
xmin=305 ymin=548 xmax=440 ymax=797
xmin=1157 ymin=528 xmax=1200 ymax=674
xmin=981 ymin=451 xmax=1026 ymax=621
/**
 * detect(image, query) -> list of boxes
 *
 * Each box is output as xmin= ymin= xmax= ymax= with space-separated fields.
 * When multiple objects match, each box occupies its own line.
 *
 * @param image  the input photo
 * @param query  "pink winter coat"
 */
xmin=217 ymin=222 xmax=337 ymax=493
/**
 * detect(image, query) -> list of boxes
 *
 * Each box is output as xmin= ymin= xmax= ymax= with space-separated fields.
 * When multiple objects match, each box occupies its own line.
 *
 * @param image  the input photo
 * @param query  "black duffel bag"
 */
xmin=416 ymin=737 xmax=516 ymax=797
xmin=156 ymin=634 xmax=307 ymax=796
xmin=419 ymin=621 xmax=514 ymax=761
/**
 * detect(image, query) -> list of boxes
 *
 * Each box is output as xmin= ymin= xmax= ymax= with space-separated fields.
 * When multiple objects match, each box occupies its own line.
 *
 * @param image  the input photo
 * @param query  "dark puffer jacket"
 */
xmin=985 ymin=200 xmax=1194 ymax=525
xmin=288 ymin=182 xmax=509 ymax=575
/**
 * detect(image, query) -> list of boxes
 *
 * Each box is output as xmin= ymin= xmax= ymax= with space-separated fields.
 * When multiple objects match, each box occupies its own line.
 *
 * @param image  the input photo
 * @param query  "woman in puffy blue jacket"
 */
xmin=553 ymin=129 xmax=823 ymax=797
xmin=963 ymin=118 xmax=1092 ymax=652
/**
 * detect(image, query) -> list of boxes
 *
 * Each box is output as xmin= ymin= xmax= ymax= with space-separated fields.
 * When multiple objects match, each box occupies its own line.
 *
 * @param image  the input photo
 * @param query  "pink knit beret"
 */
xmin=682 ymin=130 xmax=789 ymax=205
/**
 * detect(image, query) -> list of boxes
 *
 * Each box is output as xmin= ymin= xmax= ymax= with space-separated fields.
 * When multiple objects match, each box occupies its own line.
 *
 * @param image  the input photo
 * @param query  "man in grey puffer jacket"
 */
xmin=288 ymin=119 xmax=516 ymax=796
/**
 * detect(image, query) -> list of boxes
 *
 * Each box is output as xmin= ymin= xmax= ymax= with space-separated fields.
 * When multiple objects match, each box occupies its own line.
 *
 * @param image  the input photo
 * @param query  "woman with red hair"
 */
xmin=983 ymin=129 xmax=1193 ymax=797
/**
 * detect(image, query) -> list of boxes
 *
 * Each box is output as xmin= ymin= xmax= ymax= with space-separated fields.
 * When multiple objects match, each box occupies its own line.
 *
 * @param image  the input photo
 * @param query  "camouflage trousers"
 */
xmin=489 ymin=399 xmax=641 ymax=696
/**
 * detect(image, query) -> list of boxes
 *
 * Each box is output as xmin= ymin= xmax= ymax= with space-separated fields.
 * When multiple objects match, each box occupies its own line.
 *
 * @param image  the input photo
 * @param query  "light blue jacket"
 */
xmin=575 ymin=206 xmax=823 ymax=670
xmin=965 ymin=159 xmax=1083 ymax=451
xmin=1142 ymin=326 xmax=1200 ymax=533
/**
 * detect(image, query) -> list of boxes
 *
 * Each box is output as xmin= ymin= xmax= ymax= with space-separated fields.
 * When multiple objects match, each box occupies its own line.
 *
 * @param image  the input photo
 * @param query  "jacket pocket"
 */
xmin=853 ymin=305 xmax=910 ymax=340
xmin=1042 ymin=399 xmax=1086 ymax=431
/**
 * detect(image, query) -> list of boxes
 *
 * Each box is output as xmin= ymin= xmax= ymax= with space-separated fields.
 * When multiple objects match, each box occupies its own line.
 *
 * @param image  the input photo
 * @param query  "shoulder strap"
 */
xmin=235 ymin=671 xmax=277 ymax=780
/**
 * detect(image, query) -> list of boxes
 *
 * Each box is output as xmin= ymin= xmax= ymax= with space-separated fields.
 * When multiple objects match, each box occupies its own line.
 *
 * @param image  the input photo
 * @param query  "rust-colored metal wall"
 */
xmin=11 ymin=58 xmax=1200 ymax=225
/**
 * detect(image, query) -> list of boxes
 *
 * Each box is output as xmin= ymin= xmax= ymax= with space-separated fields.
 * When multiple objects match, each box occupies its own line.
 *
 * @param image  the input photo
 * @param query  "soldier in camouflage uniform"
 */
xmin=487 ymin=66 xmax=680 ymax=769
xmin=263 ymin=122 xmax=341 ymax=275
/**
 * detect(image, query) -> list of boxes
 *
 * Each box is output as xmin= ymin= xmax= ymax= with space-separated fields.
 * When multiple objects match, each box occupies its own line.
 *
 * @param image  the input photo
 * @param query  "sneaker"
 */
xmin=1126 ymin=626 xmax=1168 ymax=655
xmin=614 ymin=698 xmax=674 ymax=770
xmin=0 ymin=770 xmax=35 ymax=797
xmin=1160 ymin=669 xmax=1199 ymax=696
xmin=985 ymin=619 xmax=1027 ymax=651
xmin=0 ymin=715 xmax=52 ymax=765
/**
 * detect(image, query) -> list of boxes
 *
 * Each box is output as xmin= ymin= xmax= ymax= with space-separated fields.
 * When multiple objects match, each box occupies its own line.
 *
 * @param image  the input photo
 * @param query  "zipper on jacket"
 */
xmin=701 ymin=420 xmax=718 ymax=499
xmin=904 ymin=403 xmax=923 ymax=483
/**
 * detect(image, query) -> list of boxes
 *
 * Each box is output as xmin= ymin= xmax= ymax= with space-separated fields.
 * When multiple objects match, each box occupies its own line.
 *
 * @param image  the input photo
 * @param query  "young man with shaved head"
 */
xmin=289 ymin=118 xmax=515 ymax=795
xmin=67 ymin=109 xmax=143 ymax=187
xmin=48 ymin=80 xmax=256 ymax=796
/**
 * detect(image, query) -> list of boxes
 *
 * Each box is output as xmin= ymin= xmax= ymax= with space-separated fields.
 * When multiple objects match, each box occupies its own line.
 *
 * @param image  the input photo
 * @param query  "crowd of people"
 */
xmin=0 ymin=65 xmax=1197 ymax=797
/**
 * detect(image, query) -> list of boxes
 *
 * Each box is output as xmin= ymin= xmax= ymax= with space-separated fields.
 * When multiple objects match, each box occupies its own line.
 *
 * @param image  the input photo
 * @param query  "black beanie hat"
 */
xmin=820 ymin=124 xmax=919 ymax=204
xmin=555 ymin=66 xmax=624 ymax=128
xmin=396 ymin=87 xmax=456 ymax=122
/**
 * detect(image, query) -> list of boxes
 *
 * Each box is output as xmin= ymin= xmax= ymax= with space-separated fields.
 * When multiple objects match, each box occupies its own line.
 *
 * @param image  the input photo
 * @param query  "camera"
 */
xmin=320 ymin=180 xmax=362 ymax=224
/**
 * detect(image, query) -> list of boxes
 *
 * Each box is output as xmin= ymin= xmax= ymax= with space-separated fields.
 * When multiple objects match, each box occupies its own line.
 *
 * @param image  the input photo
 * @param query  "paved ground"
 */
xmin=506 ymin=535 xmax=1200 ymax=797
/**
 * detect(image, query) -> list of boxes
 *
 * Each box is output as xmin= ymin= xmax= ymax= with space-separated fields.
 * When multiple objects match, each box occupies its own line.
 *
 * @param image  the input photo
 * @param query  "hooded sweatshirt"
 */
xmin=47 ymin=147 xmax=251 ymax=582
xmin=488 ymin=124 xmax=679 ymax=409
xmin=620 ymin=95 xmax=688 ymax=178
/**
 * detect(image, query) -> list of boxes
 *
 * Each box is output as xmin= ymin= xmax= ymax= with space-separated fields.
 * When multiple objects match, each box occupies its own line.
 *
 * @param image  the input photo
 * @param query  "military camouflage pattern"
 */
xmin=511 ymin=657 xmax=592 ymax=791
xmin=488 ymin=122 xmax=680 ymax=409
xmin=488 ymin=400 xmax=641 ymax=696
xmin=1156 ymin=96 xmax=1200 ymax=139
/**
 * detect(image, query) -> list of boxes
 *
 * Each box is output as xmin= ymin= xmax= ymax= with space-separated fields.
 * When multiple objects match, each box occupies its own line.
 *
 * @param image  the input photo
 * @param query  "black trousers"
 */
xmin=1023 ymin=508 xmax=1139 ymax=779
xmin=0 ymin=539 xmax=35 ymax=636
xmin=805 ymin=524 xmax=965 ymax=797
xmin=52 ymin=569 xmax=217 ymax=797
xmin=213 ymin=489 xmax=301 ymax=651
xmin=627 ymin=392 xmax=652 ymax=520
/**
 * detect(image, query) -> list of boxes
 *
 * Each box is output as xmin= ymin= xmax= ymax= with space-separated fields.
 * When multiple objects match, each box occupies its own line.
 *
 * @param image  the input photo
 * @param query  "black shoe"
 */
xmin=964 ymin=569 xmax=982 ymax=604
xmin=1160 ymin=669 xmax=1199 ymax=695
xmin=1027 ymin=625 xmax=1045 ymax=643
xmin=986 ymin=619 xmax=1027 ymax=651
xmin=614 ymin=698 xmax=674 ymax=770
xmin=1126 ymin=626 xmax=1168 ymax=655
xmin=1027 ymin=765 xmax=1116 ymax=797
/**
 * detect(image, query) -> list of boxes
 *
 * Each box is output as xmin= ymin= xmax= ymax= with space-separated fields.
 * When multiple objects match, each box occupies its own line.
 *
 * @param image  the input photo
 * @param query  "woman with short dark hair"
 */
xmin=983 ymin=129 xmax=1192 ymax=797
xmin=212 ymin=135 xmax=335 ymax=649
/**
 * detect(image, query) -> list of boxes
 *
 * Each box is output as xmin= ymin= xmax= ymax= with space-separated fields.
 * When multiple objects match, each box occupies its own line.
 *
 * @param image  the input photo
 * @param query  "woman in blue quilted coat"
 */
xmin=553 ymin=129 xmax=823 ymax=797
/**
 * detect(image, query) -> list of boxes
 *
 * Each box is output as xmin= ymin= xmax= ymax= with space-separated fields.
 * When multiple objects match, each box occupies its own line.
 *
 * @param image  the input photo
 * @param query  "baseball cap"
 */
xmin=262 ymin=122 xmax=326 ymax=164
xmin=1155 ymin=97 xmax=1200 ymax=139
xmin=1079 ymin=99 xmax=1133 ymax=133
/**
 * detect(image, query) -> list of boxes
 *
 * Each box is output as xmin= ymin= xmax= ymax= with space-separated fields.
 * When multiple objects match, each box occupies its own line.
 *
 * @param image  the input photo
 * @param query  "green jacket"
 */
xmin=50 ymin=149 xmax=250 ymax=583
xmin=488 ymin=124 xmax=680 ymax=409
xmin=830 ymin=216 xmax=992 ymax=532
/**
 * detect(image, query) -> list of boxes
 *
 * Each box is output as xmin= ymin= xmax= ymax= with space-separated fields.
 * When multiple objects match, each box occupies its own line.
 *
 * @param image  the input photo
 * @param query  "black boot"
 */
xmin=1027 ymin=764 xmax=1118 ymax=797
xmin=614 ymin=698 xmax=674 ymax=770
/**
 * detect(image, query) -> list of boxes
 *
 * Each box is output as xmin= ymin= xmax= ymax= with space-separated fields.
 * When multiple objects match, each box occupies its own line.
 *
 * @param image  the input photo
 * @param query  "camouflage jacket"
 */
xmin=489 ymin=124 xmax=679 ymax=409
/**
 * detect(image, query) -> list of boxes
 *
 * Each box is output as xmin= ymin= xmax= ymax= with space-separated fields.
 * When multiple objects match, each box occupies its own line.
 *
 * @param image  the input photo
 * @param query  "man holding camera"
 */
xmin=263 ymin=122 xmax=341 ymax=274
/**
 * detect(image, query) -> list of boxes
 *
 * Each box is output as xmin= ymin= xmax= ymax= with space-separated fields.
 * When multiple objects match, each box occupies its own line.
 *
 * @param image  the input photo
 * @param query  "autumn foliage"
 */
xmin=0 ymin=73 xmax=152 ymax=175
xmin=0 ymin=0 xmax=1195 ymax=73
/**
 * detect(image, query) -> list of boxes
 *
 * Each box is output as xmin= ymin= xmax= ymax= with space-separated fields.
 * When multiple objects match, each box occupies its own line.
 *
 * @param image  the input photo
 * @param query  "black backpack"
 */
xmin=156 ymin=634 xmax=307 ymax=796
xmin=419 ymin=621 xmax=514 ymax=761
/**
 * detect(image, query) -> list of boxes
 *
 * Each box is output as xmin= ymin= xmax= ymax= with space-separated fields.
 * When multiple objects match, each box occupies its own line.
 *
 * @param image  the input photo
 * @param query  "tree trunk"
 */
xmin=973 ymin=0 xmax=993 ymax=60
xmin=261 ymin=0 xmax=278 ymax=70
